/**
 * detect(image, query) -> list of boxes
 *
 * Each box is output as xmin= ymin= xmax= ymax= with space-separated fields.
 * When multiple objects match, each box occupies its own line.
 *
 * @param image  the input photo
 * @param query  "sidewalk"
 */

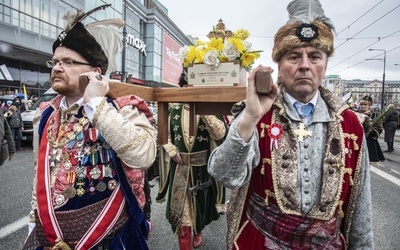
xmin=395 ymin=129 xmax=400 ymax=142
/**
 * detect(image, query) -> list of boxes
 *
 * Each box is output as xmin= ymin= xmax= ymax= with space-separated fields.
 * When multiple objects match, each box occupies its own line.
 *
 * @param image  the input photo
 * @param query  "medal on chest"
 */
xmin=294 ymin=120 xmax=312 ymax=142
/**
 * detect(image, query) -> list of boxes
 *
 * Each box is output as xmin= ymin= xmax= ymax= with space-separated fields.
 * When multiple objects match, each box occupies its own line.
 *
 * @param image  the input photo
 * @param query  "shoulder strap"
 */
xmin=38 ymin=106 xmax=54 ymax=144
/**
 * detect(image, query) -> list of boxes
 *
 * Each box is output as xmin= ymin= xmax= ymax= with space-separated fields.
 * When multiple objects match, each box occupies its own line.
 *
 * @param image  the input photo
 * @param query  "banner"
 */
xmin=161 ymin=32 xmax=183 ymax=86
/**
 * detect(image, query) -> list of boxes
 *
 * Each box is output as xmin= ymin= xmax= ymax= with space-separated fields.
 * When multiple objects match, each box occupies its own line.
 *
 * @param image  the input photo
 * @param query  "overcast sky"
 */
xmin=159 ymin=0 xmax=400 ymax=81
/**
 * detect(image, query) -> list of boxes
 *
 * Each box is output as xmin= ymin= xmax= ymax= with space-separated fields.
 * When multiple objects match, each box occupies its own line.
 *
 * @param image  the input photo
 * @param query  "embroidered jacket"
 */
xmin=208 ymin=86 xmax=373 ymax=249
xmin=25 ymin=94 xmax=157 ymax=249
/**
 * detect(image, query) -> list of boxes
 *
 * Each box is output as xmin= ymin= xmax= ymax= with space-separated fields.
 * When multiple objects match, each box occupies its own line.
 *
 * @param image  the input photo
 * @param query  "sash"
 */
xmin=246 ymin=194 xmax=343 ymax=249
xmin=169 ymin=163 xmax=191 ymax=225
xmin=36 ymin=121 xmax=126 ymax=249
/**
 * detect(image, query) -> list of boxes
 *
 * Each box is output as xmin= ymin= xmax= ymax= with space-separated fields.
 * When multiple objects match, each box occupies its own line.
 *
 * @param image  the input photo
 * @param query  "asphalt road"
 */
xmin=1 ymin=133 xmax=400 ymax=249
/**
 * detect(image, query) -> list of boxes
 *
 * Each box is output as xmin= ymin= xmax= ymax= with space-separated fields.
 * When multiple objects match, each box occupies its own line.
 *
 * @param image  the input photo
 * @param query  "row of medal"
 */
xmin=54 ymin=163 xmax=118 ymax=206
xmin=51 ymin=123 xmax=118 ymax=205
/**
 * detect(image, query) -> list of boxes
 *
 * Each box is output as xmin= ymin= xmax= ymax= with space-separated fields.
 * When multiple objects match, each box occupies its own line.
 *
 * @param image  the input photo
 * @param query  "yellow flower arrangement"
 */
xmin=178 ymin=21 xmax=262 ymax=71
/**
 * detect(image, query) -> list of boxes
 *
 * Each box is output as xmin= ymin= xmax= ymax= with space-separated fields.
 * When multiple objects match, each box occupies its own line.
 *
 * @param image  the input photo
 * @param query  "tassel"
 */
xmin=264 ymin=189 xmax=275 ymax=206
xmin=260 ymin=123 xmax=266 ymax=138
xmin=260 ymin=158 xmax=267 ymax=175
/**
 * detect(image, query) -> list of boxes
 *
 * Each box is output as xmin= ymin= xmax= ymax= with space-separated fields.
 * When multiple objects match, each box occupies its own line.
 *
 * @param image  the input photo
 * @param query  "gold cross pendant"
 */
xmin=294 ymin=122 xmax=312 ymax=142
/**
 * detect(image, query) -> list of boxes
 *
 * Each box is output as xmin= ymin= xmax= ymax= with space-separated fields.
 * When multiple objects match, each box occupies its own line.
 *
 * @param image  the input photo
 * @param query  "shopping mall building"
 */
xmin=0 ymin=0 xmax=192 ymax=97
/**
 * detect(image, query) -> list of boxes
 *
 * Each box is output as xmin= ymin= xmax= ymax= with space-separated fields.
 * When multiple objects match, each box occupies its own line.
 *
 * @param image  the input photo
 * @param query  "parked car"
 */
xmin=21 ymin=88 xmax=58 ymax=141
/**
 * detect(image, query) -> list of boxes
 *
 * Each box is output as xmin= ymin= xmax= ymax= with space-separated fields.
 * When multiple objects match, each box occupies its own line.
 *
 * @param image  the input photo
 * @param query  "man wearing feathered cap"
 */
xmin=208 ymin=0 xmax=374 ymax=249
xmin=23 ymin=5 xmax=157 ymax=250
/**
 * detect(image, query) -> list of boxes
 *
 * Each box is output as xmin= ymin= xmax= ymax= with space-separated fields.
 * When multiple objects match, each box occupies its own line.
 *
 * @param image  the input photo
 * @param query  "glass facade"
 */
xmin=0 ymin=0 xmax=192 ymax=98
xmin=145 ymin=23 xmax=162 ymax=82
xmin=124 ymin=7 xmax=145 ymax=79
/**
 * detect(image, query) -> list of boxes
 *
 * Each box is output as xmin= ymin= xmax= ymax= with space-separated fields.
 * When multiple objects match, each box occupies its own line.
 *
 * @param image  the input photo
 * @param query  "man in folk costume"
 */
xmin=23 ymin=4 xmax=157 ymax=250
xmin=156 ymin=70 xmax=227 ymax=249
xmin=208 ymin=0 xmax=374 ymax=249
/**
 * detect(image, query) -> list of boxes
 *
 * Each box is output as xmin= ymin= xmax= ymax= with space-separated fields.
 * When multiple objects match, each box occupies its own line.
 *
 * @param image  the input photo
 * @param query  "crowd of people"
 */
xmin=1 ymin=0 xmax=399 ymax=249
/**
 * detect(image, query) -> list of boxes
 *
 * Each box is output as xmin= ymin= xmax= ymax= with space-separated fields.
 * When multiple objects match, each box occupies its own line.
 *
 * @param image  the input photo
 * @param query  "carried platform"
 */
xmin=108 ymin=81 xmax=246 ymax=144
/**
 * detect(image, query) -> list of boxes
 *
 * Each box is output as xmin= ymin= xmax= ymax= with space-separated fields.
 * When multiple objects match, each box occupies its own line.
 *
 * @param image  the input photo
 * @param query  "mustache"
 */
xmin=50 ymin=73 xmax=66 ymax=82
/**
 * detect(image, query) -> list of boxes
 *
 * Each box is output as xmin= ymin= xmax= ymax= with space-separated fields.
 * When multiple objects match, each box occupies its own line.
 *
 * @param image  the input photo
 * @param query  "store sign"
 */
xmin=161 ymin=32 xmax=183 ymax=86
xmin=126 ymin=34 xmax=147 ymax=56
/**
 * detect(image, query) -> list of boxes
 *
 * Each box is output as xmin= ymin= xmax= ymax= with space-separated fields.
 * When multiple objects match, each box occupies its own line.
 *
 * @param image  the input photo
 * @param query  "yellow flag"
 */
xmin=23 ymin=84 xmax=28 ymax=102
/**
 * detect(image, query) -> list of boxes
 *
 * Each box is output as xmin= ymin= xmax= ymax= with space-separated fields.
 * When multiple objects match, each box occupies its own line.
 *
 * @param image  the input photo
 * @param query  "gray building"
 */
xmin=324 ymin=75 xmax=400 ymax=110
xmin=343 ymin=79 xmax=400 ymax=109
xmin=0 ymin=0 xmax=192 ymax=98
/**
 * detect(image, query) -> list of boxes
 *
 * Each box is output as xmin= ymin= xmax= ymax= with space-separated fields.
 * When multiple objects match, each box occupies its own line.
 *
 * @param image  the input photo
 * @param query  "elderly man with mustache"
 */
xmin=208 ymin=0 xmax=374 ymax=249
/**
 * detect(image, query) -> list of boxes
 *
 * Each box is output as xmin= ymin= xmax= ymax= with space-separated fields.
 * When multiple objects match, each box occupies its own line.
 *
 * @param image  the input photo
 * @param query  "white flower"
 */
xmin=243 ymin=40 xmax=252 ymax=51
xmin=178 ymin=46 xmax=189 ymax=59
xmin=222 ymin=41 xmax=240 ymax=61
xmin=203 ymin=50 xmax=220 ymax=67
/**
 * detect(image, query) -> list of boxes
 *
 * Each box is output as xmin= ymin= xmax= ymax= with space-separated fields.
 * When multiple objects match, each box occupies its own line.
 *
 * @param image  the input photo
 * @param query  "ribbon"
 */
xmin=36 ymin=121 xmax=126 ymax=249
xmin=267 ymin=123 xmax=284 ymax=150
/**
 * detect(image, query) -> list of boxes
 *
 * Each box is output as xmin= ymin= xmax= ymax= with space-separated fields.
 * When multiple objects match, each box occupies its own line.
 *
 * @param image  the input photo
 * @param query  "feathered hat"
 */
xmin=360 ymin=95 xmax=373 ymax=105
xmin=272 ymin=0 xmax=335 ymax=62
xmin=52 ymin=4 xmax=124 ymax=75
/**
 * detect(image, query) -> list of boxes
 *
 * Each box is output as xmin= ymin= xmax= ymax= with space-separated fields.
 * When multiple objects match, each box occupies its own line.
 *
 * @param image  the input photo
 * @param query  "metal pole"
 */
xmin=121 ymin=0 xmax=127 ymax=81
xmin=381 ymin=50 xmax=386 ymax=111
xmin=368 ymin=48 xmax=387 ymax=111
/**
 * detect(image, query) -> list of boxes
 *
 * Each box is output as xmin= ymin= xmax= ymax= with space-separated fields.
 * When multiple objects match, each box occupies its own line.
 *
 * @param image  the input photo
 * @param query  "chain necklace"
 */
xmin=46 ymin=105 xmax=89 ymax=149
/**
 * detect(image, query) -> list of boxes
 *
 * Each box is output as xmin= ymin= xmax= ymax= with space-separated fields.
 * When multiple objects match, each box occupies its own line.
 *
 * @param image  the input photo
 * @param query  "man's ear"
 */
xmin=94 ymin=67 xmax=102 ymax=74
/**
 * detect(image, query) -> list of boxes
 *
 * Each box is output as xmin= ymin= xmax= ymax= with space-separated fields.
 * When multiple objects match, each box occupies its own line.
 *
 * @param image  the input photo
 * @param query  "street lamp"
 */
xmin=368 ymin=48 xmax=386 ymax=111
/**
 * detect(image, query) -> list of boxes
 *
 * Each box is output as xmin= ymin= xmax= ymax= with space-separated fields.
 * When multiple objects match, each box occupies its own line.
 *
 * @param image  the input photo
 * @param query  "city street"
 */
xmin=0 ymin=132 xmax=400 ymax=249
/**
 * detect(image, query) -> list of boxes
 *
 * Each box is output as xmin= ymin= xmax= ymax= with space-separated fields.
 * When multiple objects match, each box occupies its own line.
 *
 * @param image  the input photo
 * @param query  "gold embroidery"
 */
xmin=233 ymin=219 xmax=250 ymax=250
xmin=343 ymin=133 xmax=359 ymax=151
xmin=337 ymin=200 xmax=344 ymax=218
xmin=264 ymin=189 xmax=276 ymax=206
xmin=91 ymin=97 xmax=107 ymax=127
xmin=343 ymin=167 xmax=354 ymax=186
xmin=115 ymin=132 xmax=149 ymax=154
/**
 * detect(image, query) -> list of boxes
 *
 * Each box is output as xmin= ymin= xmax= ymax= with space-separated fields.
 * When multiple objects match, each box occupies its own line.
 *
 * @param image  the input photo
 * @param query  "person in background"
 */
xmin=359 ymin=95 xmax=385 ymax=162
xmin=27 ymin=100 xmax=33 ymax=109
xmin=156 ymin=70 xmax=227 ymax=249
xmin=5 ymin=102 xmax=24 ymax=151
xmin=5 ymin=100 xmax=12 ymax=111
xmin=208 ymin=0 xmax=374 ymax=249
xmin=13 ymin=96 xmax=26 ymax=112
xmin=383 ymin=103 xmax=398 ymax=152
xmin=22 ymin=4 xmax=157 ymax=250
xmin=0 ymin=107 xmax=15 ymax=166
xmin=30 ymin=95 xmax=38 ymax=103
